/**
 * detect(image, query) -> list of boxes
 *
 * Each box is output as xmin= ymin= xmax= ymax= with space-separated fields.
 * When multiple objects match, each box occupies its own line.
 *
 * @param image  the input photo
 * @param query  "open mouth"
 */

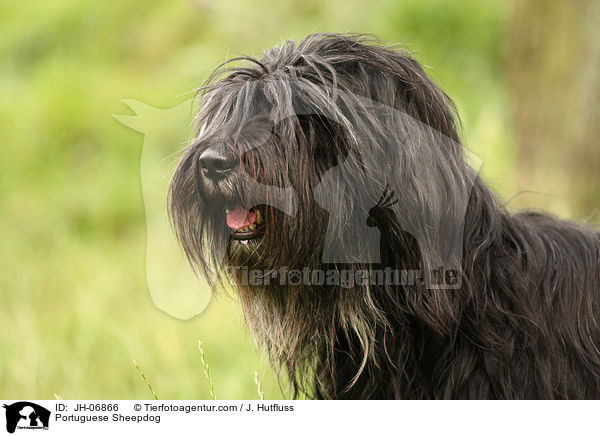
xmin=226 ymin=205 xmax=265 ymax=241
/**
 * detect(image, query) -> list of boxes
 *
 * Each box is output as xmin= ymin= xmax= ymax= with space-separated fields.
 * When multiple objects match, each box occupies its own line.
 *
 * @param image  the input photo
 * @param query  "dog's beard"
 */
xmin=229 ymin=253 xmax=384 ymax=399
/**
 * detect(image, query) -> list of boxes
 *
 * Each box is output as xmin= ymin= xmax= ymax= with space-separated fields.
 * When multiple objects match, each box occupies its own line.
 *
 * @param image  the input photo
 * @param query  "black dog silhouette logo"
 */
xmin=3 ymin=402 xmax=50 ymax=433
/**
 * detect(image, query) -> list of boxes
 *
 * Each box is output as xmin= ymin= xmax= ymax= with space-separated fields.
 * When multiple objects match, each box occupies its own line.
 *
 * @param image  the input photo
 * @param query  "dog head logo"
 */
xmin=114 ymin=99 xmax=214 ymax=320
xmin=3 ymin=402 xmax=50 ymax=433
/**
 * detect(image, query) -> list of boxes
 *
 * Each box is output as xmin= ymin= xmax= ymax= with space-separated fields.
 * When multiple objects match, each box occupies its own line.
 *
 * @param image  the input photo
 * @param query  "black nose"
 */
xmin=198 ymin=146 xmax=238 ymax=181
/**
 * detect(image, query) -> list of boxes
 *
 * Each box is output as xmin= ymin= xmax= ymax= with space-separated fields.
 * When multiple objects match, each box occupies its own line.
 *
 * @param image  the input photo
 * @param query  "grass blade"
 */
xmin=198 ymin=340 xmax=216 ymax=400
xmin=254 ymin=371 xmax=264 ymax=400
xmin=132 ymin=358 xmax=159 ymax=400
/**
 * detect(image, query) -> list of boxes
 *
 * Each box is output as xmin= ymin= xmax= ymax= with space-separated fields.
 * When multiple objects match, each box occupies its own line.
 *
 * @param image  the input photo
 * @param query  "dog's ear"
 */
xmin=390 ymin=116 xmax=477 ymax=290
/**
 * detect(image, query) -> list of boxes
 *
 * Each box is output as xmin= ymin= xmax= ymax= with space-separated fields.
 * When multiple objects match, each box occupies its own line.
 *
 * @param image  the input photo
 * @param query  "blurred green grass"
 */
xmin=0 ymin=0 xmax=512 ymax=399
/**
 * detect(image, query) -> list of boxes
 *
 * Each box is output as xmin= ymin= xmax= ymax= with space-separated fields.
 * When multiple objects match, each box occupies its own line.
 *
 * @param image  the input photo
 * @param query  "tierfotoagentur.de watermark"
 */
xmin=227 ymin=266 xmax=460 ymax=289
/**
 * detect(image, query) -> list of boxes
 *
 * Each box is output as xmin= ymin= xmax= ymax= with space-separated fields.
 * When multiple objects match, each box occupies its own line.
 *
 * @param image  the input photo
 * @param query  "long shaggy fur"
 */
xmin=169 ymin=33 xmax=600 ymax=399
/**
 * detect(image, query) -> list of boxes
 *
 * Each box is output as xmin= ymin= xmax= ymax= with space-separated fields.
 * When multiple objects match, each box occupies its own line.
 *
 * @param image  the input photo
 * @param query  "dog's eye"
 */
xmin=314 ymin=142 xmax=342 ymax=171
xmin=297 ymin=114 xmax=348 ymax=174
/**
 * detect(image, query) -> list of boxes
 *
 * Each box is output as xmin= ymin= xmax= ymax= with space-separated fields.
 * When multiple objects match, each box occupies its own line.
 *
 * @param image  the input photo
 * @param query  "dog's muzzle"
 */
xmin=197 ymin=144 xmax=266 ymax=243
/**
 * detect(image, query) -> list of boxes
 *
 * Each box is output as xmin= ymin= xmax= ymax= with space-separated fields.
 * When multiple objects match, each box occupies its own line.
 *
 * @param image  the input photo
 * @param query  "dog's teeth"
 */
xmin=255 ymin=209 xmax=263 ymax=225
xmin=249 ymin=223 xmax=256 ymax=230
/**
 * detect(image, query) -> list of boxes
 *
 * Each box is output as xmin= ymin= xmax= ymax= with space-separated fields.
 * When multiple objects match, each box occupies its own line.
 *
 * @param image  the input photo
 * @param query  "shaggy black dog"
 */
xmin=169 ymin=33 xmax=600 ymax=399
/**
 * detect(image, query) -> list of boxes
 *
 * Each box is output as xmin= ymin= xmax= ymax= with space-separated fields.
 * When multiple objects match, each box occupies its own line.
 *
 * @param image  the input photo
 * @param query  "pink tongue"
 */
xmin=226 ymin=205 xmax=256 ymax=230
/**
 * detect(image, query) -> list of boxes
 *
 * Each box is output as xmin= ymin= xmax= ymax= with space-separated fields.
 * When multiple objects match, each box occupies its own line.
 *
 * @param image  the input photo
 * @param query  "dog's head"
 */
xmin=169 ymin=33 xmax=471 ymax=288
